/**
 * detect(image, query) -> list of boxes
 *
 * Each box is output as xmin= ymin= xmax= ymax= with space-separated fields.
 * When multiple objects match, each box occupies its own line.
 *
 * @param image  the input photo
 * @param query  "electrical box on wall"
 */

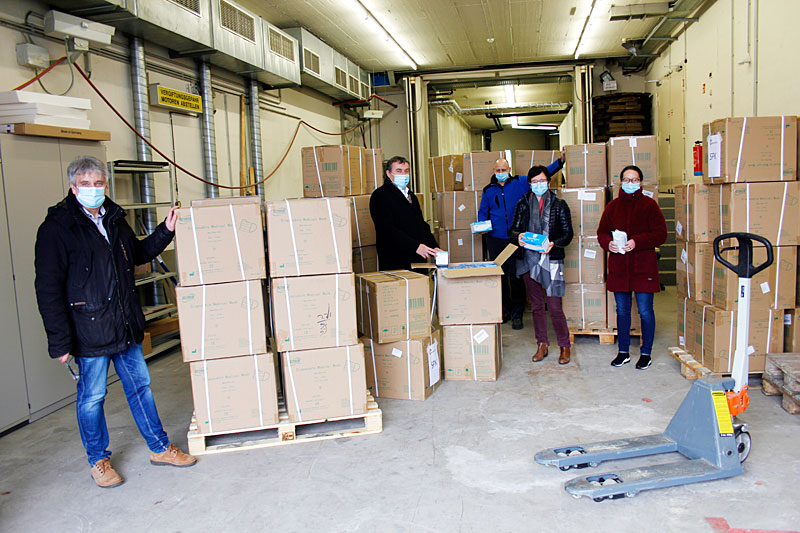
xmin=364 ymin=110 xmax=383 ymax=119
xmin=16 ymin=43 xmax=50 ymax=70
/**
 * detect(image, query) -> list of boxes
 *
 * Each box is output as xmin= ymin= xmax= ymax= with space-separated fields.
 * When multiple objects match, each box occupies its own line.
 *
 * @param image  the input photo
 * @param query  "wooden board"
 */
xmin=667 ymin=347 xmax=717 ymax=379
xmin=1 ymin=122 xmax=110 ymax=141
xmin=187 ymin=393 xmax=382 ymax=456
xmin=569 ymin=328 xmax=641 ymax=345
xmin=762 ymin=354 xmax=800 ymax=414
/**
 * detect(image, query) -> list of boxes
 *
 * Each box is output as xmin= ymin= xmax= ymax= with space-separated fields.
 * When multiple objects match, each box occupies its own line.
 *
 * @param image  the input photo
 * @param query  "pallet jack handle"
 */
xmin=712 ymin=232 xmax=773 ymax=416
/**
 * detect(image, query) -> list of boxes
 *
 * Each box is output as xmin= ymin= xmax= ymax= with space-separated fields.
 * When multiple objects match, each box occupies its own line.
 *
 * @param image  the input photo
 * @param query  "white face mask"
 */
xmin=76 ymin=186 xmax=105 ymax=209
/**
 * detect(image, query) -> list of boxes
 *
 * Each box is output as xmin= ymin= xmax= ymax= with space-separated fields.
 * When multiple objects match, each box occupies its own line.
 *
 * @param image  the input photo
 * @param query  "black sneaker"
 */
xmin=635 ymin=355 xmax=652 ymax=370
xmin=512 ymin=317 xmax=523 ymax=330
xmin=611 ymin=353 xmax=630 ymax=367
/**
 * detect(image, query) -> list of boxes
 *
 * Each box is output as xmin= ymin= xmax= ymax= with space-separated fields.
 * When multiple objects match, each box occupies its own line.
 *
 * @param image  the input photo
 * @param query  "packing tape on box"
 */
xmin=325 ymin=198 xmax=342 ymax=273
xmin=284 ymin=353 xmax=303 ymax=422
xmin=229 ymin=204 xmax=245 ymax=281
xmin=189 ymin=207 xmax=204 ymax=285
xmin=352 ymin=198 xmax=363 ymax=248
xmin=284 ymin=199 xmax=302 ymax=276
xmin=282 ymin=278 xmax=295 ymax=351
xmin=253 ymin=354 xmax=264 ymax=426
xmin=469 ymin=324 xmax=477 ymax=381
xmin=734 ymin=118 xmax=747 ymax=183
xmin=346 ymin=344 xmax=354 ymax=415
xmin=202 ymin=359 xmax=213 ymax=433
xmin=369 ymin=338 xmax=379 ymax=397
xmin=313 ymin=146 xmax=324 ymax=196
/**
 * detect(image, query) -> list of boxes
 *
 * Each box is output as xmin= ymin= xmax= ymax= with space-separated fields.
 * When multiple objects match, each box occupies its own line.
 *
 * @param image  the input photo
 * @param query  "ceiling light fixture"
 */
xmin=573 ymin=0 xmax=598 ymax=59
xmin=352 ymin=0 xmax=418 ymax=70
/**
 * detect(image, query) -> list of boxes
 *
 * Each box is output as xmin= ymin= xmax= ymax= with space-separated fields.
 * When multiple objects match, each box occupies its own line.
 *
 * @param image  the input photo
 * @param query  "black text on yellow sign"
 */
xmin=148 ymin=84 xmax=202 ymax=113
xmin=711 ymin=390 xmax=734 ymax=437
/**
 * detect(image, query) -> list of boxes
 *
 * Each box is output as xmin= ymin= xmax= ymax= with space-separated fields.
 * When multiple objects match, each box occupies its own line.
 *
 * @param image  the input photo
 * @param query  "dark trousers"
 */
xmin=486 ymin=235 xmax=525 ymax=318
xmin=523 ymin=275 xmax=571 ymax=348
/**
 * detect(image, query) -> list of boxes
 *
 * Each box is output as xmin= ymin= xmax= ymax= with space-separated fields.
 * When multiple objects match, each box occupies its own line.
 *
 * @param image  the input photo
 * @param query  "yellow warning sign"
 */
xmin=148 ymin=84 xmax=202 ymax=113
xmin=711 ymin=391 xmax=734 ymax=436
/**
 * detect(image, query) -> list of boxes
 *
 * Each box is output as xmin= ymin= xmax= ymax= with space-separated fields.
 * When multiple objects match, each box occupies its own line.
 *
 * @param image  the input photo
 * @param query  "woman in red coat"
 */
xmin=597 ymin=165 xmax=667 ymax=370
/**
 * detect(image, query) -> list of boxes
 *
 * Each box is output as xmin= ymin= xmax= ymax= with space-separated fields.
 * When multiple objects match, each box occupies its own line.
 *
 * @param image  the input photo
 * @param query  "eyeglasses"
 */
xmin=530 ymin=178 xmax=548 ymax=184
xmin=621 ymin=178 xmax=641 ymax=183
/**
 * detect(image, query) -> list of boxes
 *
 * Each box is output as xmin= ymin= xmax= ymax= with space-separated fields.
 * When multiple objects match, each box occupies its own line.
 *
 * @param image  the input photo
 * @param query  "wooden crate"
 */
xmin=569 ymin=328 xmax=640 ymax=345
xmin=762 ymin=354 xmax=800 ymax=415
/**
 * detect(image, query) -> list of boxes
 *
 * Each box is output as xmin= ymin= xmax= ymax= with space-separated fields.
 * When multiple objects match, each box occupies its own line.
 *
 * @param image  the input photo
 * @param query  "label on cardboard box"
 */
xmin=391 ymin=347 xmax=403 ymax=358
xmin=785 ymin=313 xmax=793 ymax=325
xmin=760 ymin=282 xmax=770 ymax=294
xmin=707 ymin=134 xmax=722 ymax=178
xmin=680 ymin=249 xmax=688 ymax=264
xmin=643 ymin=190 xmax=654 ymax=198
xmin=578 ymin=190 xmax=596 ymax=201
xmin=427 ymin=341 xmax=441 ymax=387
xmin=679 ymin=335 xmax=685 ymax=347
xmin=363 ymin=332 xmax=441 ymax=400
xmin=458 ymin=204 xmax=466 ymax=212
xmin=473 ymin=328 xmax=489 ymax=344
xmin=457 ymin=238 xmax=464 ymax=246
xmin=746 ymin=345 xmax=756 ymax=355
xmin=455 ymin=172 xmax=463 ymax=182
xmin=584 ymin=249 xmax=597 ymax=259
xmin=676 ymin=221 xmax=683 ymax=237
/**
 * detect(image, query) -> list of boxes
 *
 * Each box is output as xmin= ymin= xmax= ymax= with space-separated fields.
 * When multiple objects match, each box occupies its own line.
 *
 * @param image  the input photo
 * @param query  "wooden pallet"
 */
xmin=569 ymin=328 xmax=641 ymax=345
xmin=761 ymin=354 xmax=800 ymax=415
xmin=187 ymin=393 xmax=382 ymax=455
xmin=667 ymin=347 xmax=718 ymax=379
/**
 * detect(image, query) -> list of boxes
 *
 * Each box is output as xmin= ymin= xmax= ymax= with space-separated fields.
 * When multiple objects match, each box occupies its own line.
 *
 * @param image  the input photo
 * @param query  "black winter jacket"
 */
xmin=509 ymin=190 xmax=573 ymax=261
xmin=370 ymin=178 xmax=438 ymax=271
xmin=34 ymin=191 xmax=175 ymax=358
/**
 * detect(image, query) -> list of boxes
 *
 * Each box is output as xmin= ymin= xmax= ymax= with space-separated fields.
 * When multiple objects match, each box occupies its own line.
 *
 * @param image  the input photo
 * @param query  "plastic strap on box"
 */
xmin=452 ymin=193 xmax=456 ymax=228
xmin=578 ymin=236 xmax=583 ymax=284
xmin=447 ymin=231 xmax=451 ymax=255
xmin=686 ymin=185 xmax=690 ymax=239
xmin=189 ymin=207 xmax=204 ymax=285
xmin=369 ymin=338 xmax=379 ymax=398
xmin=683 ymin=298 xmax=687 ymax=347
xmin=229 ymin=204 xmax=245 ymax=281
xmin=326 ymin=199 xmax=341 ymax=274
xmin=384 ymin=271 xmax=411 ymax=340
xmin=372 ymin=151 xmax=379 ymax=191
xmin=583 ymin=145 xmax=588 ymax=188
xmin=246 ymin=281 xmax=253 ymax=355
xmin=203 ymin=359 xmax=213 ymax=433
xmin=284 ymin=199 xmax=301 ymax=276
xmin=734 ymin=117 xmax=747 ymax=183
xmin=357 ymin=247 xmax=365 ymax=273
xmin=498 ymin=324 xmax=504 ymax=363
xmin=406 ymin=339 xmax=412 ymax=399
xmin=629 ymin=137 xmax=636 ymax=167
xmin=346 ymin=345 xmax=354 ymax=414
xmin=335 ymin=274 xmax=340 ymax=346
xmin=470 ymin=157 xmax=475 ymax=191
xmin=282 ymin=278 xmax=295 ymax=351
xmin=359 ymin=272 xmax=384 ymax=337
xmin=780 ymin=115 xmax=786 ymax=181
xmin=284 ymin=353 xmax=302 ymax=422
xmin=345 ymin=146 xmax=352 ymax=195
xmin=746 ymin=183 xmax=751 ymax=233
xmin=359 ymin=148 xmax=363 ymax=193
xmin=685 ymin=243 xmax=691 ymax=299
xmin=440 ymin=157 xmax=445 ymax=192
xmin=774 ymin=246 xmax=782 ymax=309
xmin=469 ymin=325 xmax=478 ymax=381
xmin=701 ymin=304 xmax=708 ymax=359
xmin=253 ymin=354 xmax=264 ymax=426
xmin=473 ymin=192 xmax=479 ymax=223
xmin=777 ymin=182 xmax=787 ymax=246
xmin=200 ymin=284 xmax=207 ymax=360
xmin=580 ymin=285 xmax=586 ymax=330
xmin=352 ymin=198 xmax=363 ymax=248
xmin=471 ymin=232 xmax=475 ymax=262
xmin=767 ymin=310 xmax=774 ymax=356
xmin=313 ymin=146 xmax=324 ymax=197
xmin=530 ymin=150 xmax=535 ymax=171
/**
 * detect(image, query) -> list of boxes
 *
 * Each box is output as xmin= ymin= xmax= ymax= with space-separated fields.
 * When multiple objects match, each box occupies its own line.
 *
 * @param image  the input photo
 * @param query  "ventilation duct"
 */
xmin=429 ymin=99 xmax=572 ymax=116
xmin=198 ymin=59 xmax=219 ymax=198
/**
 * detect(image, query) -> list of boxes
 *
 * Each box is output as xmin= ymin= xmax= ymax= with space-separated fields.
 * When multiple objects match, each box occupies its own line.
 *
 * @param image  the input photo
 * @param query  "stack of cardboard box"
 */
xmin=356 ymin=270 xmax=440 ymax=400
xmin=174 ymin=197 xmax=279 ymax=435
xmin=436 ymin=189 xmax=483 ymax=263
xmin=676 ymin=115 xmax=800 ymax=373
xmin=266 ymin=197 xmax=368 ymax=422
xmin=514 ymin=149 xmax=562 ymax=185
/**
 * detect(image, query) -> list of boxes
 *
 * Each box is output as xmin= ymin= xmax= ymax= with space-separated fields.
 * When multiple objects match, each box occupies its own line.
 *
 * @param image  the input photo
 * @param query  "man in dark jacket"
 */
xmin=370 ymin=155 xmax=440 ymax=270
xmin=34 ymin=156 xmax=196 ymax=489
xmin=478 ymin=155 xmax=565 ymax=329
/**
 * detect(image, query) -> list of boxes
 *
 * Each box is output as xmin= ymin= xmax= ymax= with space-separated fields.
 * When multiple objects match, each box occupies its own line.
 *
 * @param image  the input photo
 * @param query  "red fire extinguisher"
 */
xmin=693 ymin=141 xmax=703 ymax=176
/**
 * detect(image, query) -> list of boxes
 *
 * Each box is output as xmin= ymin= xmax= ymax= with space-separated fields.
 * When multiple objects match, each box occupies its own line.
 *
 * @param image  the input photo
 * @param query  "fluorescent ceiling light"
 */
xmin=352 ymin=0 xmax=418 ymax=70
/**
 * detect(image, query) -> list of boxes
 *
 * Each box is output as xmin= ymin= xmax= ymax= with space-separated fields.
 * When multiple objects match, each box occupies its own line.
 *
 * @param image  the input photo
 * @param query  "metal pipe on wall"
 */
xmin=198 ymin=59 xmax=219 ymax=198
xmin=247 ymin=79 xmax=264 ymax=197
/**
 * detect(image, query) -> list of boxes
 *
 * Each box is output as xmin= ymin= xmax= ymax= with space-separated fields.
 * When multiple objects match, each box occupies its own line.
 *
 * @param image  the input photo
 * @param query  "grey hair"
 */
xmin=67 ymin=156 xmax=107 ymax=186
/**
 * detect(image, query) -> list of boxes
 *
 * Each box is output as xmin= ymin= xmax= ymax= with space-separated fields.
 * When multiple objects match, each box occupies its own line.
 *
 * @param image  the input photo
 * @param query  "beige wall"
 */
xmin=648 ymin=0 xmax=800 ymax=187
xmin=592 ymin=59 xmax=647 ymax=97
xmin=429 ymin=108 xmax=472 ymax=157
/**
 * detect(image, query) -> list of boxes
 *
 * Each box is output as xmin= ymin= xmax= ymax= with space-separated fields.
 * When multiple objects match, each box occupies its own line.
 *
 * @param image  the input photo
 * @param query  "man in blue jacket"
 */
xmin=478 ymin=153 xmax=564 ymax=329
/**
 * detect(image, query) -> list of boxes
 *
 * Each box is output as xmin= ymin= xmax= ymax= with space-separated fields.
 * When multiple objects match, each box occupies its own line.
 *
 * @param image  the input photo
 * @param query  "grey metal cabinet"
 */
xmin=0 ymin=134 xmax=106 ymax=423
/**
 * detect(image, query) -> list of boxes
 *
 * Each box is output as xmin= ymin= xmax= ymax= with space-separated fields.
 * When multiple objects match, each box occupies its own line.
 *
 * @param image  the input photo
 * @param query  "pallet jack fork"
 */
xmin=535 ymin=232 xmax=772 ymax=501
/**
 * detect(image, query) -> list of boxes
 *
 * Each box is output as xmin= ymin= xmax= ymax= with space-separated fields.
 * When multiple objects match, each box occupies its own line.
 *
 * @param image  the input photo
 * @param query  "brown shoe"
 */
xmin=559 ymin=346 xmax=571 ymax=365
xmin=90 ymin=457 xmax=124 ymax=488
xmin=532 ymin=343 xmax=549 ymax=362
xmin=150 ymin=444 xmax=197 ymax=468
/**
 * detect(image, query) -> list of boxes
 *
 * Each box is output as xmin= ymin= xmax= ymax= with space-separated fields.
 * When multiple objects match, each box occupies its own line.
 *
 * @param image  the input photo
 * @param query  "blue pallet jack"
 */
xmin=534 ymin=232 xmax=772 ymax=501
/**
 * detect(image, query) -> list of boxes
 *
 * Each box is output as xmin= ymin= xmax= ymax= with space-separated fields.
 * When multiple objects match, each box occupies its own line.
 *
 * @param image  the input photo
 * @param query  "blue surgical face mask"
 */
xmin=392 ymin=174 xmax=410 ymax=189
xmin=621 ymin=181 xmax=641 ymax=194
xmin=76 ymin=186 xmax=105 ymax=209
xmin=531 ymin=182 xmax=548 ymax=196
xmin=495 ymin=172 xmax=509 ymax=182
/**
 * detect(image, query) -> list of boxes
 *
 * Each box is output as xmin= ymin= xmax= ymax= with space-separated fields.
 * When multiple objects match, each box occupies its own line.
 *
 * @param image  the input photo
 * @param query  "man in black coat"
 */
xmin=369 ymin=155 xmax=440 ymax=270
xmin=34 ymin=156 xmax=196 ymax=489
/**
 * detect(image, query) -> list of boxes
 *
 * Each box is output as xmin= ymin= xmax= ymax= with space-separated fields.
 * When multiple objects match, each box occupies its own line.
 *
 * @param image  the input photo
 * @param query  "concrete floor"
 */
xmin=1 ymin=287 xmax=799 ymax=532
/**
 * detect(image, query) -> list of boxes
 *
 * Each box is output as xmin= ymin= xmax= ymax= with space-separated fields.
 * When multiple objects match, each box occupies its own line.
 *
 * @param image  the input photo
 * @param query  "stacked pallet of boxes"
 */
xmin=513 ymin=149 xmax=563 ymax=185
xmin=677 ymin=116 xmax=799 ymax=374
xmin=266 ymin=194 xmax=369 ymax=422
xmin=435 ymin=153 xmax=483 ymax=262
xmin=174 ymin=197 xmax=279 ymax=435
xmin=355 ymin=268 xmax=440 ymax=401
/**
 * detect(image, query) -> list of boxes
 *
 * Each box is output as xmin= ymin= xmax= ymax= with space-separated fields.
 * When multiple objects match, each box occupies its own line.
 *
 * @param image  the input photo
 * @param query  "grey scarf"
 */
xmin=517 ymin=191 xmax=565 ymax=297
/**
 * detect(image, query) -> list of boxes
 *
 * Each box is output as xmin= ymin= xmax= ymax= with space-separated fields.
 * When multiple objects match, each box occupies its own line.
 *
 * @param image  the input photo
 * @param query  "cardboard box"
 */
xmin=513 ymin=150 xmax=562 ymax=183
xmin=142 ymin=331 xmax=152 ymax=356
xmin=607 ymin=135 xmax=658 ymax=185
xmin=702 ymin=306 xmax=783 ymax=373
xmin=702 ymin=116 xmax=798 ymax=184
xmin=463 ymin=151 xmax=504 ymax=191
xmin=442 ymin=324 xmax=503 ymax=381
xmin=437 ymin=191 xmax=482 ymax=230
xmin=301 ymin=145 xmax=365 ymax=197
xmin=266 ymin=197 xmax=352 ymax=278
xmin=437 ymin=229 xmax=483 ymax=263
xmin=606 ymin=290 xmax=641 ymax=331
xmin=281 ymin=344 xmax=367 ymax=422
xmin=353 ymin=245 xmax=378 ymax=274
xmin=708 ymin=182 xmax=800 ymax=247
xmin=145 ymin=316 xmax=180 ymax=338
xmin=428 ymin=154 xmax=464 ymax=193
xmin=190 ymin=353 xmax=279 ymax=434
xmin=564 ymin=144 xmax=607 ymax=188
xmin=611 ymin=184 xmax=659 ymax=203
xmin=557 ymin=188 xmax=606 ymax=236
xmin=677 ymin=242 xmax=712 ymax=302
xmin=177 ymin=280 xmax=268 ymax=362
xmin=709 ymin=245 xmax=796 ymax=310
xmin=356 ymin=270 xmax=431 ymax=343
xmin=362 ymin=331 xmax=441 ymax=400
xmin=676 ymin=296 xmax=689 ymax=350
xmin=784 ymin=309 xmax=800 ymax=352
xmin=363 ymin=148 xmax=383 ymax=194
xmin=271 ymin=273 xmax=357 ymax=352
xmin=563 ymin=283 xmax=606 ymax=330
xmin=349 ymin=195 xmax=376 ymax=248
xmin=674 ymin=184 xmax=711 ymax=242
xmin=6 ymin=122 xmax=111 ymax=141
xmin=437 ymin=267 xmax=501 ymax=326
xmin=175 ymin=197 xmax=266 ymax=287
xmin=564 ymin=236 xmax=605 ymax=284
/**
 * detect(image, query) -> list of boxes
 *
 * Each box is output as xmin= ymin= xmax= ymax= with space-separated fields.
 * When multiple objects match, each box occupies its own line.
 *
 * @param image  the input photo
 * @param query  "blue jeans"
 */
xmin=75 ymin=343 xmax=170 ymax=466
xmin=614 ymin=292 xmax=655 ymax=356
